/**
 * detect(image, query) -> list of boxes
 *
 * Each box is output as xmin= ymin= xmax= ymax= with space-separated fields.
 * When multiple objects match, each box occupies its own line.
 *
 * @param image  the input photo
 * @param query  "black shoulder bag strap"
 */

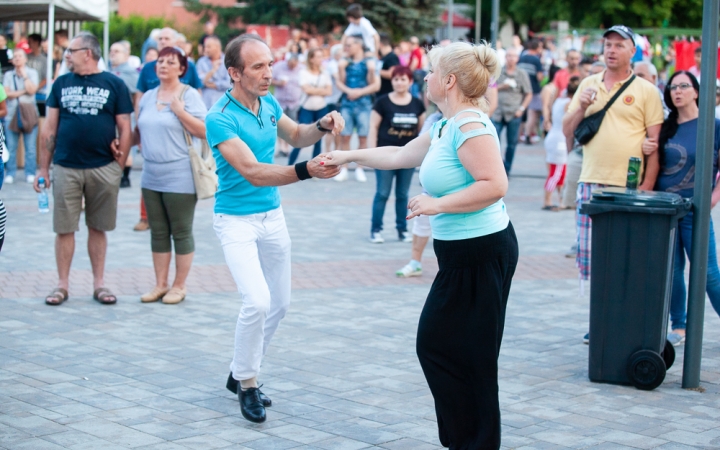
xmin=574 ymin=74 xmax=636 ymax=145
xmin=600 ymin=74 xmax=636 ymax=114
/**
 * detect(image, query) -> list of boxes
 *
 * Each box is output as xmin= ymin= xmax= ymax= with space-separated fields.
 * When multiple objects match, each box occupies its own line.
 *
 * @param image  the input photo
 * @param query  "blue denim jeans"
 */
xmin=670 ymin=211 xmax=720 ymax=330
xmin=492 ymin=117 xmax=522 ymax=174
xmin=340 ymin=99 xmax=372 ymax=137
xmin=288 ymin=106 xmax=329 ymax=165
xmin=371 ymin=168 xmax=415 ymax=234
xmin=5 ymin=125 xmax=38 ymax=178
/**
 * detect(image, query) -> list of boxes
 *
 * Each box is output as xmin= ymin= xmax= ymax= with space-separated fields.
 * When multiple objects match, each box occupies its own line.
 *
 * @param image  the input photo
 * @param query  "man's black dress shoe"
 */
xmin=239 ymin=387 xmax=266 ymax=423
xmin=226 ymin=372 xmax=272 ymax=406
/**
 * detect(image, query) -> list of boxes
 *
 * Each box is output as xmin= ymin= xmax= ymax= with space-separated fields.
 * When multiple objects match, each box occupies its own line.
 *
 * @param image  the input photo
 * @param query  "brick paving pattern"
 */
xmin=1 ymin=143 xmax=719 ymax=449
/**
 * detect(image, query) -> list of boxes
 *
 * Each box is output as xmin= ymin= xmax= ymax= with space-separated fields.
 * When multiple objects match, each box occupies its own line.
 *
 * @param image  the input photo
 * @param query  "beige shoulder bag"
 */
xmin=179 ymin=85 xmax=218 ymax=199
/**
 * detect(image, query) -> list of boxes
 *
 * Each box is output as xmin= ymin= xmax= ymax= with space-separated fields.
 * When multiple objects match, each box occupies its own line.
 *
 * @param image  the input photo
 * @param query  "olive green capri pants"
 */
xmin=142 ymin=188 xmax=197 ymax=254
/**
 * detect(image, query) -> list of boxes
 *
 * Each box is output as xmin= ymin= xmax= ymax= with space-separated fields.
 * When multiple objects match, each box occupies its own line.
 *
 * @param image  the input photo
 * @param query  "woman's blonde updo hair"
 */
xmin=427 ymin=41 xmax=500 ymax=107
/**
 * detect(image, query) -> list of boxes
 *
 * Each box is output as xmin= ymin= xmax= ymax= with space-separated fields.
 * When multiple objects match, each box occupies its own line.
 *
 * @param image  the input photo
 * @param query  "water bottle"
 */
xmin=37 ymin=177 xmax=49 ymax=214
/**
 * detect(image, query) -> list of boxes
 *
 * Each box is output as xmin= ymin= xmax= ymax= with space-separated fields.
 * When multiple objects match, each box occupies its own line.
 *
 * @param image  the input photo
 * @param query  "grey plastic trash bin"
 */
xmin=579 ymin=188 xmax=692 ymax=390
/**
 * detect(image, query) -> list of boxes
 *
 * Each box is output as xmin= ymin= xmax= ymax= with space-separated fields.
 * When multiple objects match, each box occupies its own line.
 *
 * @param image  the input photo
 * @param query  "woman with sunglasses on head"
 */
xmin=134 ymin=46 xmax=207 ymax=305
xmin=653 ymin=70 xmax=720 ymax=346
xmin=324 ymin=41 xmax=517 ymax=449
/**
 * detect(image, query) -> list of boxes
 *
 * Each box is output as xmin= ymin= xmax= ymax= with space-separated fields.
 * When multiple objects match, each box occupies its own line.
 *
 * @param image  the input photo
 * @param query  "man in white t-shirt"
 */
xmin=341 ymin=4 xmax=379 ymax=56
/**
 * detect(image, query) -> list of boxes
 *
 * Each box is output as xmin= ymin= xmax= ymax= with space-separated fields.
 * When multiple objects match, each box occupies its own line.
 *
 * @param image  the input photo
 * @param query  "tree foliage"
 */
xmin=82 ymin=14 xmax=168 ymax=57
xmin=455 ymin=0 xmax=705 ymax=37
xmin=497 ymin=0 xmax=704 ymax=32
xmin=184 ymin=0 xmax=441 ymax=43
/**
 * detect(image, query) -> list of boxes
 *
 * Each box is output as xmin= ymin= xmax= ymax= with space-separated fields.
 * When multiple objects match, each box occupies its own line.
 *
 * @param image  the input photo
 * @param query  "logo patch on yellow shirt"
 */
xmin=623 ymin=95 xmax=635 ymax=105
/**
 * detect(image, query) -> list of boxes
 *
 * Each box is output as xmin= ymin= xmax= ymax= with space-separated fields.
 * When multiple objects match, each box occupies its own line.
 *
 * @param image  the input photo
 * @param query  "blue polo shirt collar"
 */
xmin=224 ymin=91 xmax=264 ymax=129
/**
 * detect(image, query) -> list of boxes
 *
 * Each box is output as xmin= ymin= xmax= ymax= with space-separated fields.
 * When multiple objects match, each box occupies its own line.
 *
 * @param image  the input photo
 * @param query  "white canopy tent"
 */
xmin=0 ymin=0 xmax=110 ymax=88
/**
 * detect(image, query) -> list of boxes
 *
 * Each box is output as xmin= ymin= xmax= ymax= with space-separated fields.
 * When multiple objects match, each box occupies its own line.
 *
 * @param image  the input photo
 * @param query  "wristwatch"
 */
xmin=316 ymin=121 xmax=332 ymax=133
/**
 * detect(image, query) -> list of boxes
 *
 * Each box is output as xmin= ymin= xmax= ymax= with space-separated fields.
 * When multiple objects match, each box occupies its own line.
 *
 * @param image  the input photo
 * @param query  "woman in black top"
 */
xmin=367 ymin=65 xmax=425 ymax=243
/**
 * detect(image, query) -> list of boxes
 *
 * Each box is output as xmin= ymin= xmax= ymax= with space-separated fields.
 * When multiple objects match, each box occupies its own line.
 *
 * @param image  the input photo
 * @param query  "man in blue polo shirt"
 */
xmin=205 ymin=34 xmax=343 ymax=424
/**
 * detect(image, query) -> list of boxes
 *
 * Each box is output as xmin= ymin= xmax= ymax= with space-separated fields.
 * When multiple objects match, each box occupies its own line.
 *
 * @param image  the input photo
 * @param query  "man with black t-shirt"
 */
xmin=35 ymin=32 xmax=133 ymax=307
xmin=378 ymin=33 xmax=399 ymax=97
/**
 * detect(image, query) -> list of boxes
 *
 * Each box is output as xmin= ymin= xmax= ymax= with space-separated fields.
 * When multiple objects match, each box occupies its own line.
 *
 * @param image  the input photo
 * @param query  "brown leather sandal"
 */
xmin=93 ymin=287 xmax=117 ymax=305
xmin=45 ymin=288 xmax=68 ymax=306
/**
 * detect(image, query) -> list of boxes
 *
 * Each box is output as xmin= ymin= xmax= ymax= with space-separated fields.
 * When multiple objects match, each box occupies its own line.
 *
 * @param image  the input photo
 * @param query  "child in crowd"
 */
xmin=542 ymin=76 xmax=580 ymax=210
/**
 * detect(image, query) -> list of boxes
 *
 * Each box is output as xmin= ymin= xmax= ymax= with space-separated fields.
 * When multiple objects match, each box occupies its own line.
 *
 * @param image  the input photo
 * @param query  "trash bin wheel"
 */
xmin=627 ymin=350 xmax=666 ymax=391
xmin=662 ymin=340 xmax=675 ymax=370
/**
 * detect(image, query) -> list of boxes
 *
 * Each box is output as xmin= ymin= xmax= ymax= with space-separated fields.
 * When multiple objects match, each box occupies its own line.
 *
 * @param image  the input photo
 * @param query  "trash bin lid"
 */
xmin=591 ymin=187 xmax=685 ymax=207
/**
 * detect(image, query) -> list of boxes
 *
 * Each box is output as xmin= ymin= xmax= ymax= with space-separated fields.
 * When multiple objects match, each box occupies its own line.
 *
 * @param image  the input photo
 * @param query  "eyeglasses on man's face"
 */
xmin=65 ymin=47 xmax=88 ymax=55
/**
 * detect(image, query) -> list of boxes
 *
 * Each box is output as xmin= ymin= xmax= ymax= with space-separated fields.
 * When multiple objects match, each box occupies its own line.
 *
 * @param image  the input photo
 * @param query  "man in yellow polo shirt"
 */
xmin=563 ymin=25 xmax=663 ymax=342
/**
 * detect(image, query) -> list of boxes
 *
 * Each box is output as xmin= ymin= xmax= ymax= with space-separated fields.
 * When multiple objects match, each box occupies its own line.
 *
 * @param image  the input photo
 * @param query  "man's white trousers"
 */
xmin=213 ymin=207 xmax=291 ymax=380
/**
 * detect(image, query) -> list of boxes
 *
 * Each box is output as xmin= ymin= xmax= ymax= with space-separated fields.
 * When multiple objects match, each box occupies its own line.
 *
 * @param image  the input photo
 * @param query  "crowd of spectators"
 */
xmin=1 ymin=9 xmax=720 ymax=350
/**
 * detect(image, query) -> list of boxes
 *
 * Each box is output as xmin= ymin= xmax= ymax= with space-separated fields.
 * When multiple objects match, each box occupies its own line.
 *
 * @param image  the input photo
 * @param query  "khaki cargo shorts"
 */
xmin=52 ymin=162 xmax=123 ymax=234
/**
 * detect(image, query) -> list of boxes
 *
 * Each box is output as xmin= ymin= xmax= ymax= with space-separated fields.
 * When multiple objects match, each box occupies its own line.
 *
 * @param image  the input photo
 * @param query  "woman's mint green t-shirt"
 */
xmin=418 ymin=109 xmax=510 ymax=240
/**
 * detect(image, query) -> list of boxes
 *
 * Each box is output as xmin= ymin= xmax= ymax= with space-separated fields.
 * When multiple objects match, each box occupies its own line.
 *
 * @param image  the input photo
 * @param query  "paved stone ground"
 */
xmin=1 ymin=142 xmax=720 ymax=449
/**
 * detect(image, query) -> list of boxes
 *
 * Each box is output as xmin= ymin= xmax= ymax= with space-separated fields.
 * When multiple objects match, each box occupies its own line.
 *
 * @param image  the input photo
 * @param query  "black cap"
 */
xmin=603 ymin=25 xmax=635 ymax=42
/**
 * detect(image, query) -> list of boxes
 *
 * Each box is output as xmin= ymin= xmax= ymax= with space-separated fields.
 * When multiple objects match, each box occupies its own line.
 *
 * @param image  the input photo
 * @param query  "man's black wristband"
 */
xmin=316 ymin=120 xmax=332 ymax=133
xmin=294 ymin=161 xmax=312 ymax=181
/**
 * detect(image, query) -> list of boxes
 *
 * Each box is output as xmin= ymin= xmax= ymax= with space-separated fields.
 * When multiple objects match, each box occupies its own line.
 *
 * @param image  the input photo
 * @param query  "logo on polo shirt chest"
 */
xmin=623 ymin=95 xmax=635 ymax=105
xmin=270 ymin=115 xmax=276 ymax=126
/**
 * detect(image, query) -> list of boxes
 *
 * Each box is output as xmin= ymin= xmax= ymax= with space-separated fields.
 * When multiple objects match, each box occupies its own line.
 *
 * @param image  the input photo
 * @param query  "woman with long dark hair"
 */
xmin=653 ymin=70 xmax=720 ymax=345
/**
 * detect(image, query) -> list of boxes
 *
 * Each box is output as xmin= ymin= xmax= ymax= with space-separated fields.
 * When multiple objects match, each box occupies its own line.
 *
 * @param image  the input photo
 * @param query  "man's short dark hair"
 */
xmin=349 ymin=34 xmax=367 ymax=52
xmin=526 ymin=39 xmax=540 ymax=51
xmin=379 ymin=33 xmax=392 ymax=47
xmin=55 ymin=29 xmax=68 ymax=39
xmin=695 ymin=47 xmax=702 ymax=55
xmin=205 ymin=35 xmax=222 ymax=46
xmin=346 ymin=3 xmax=363 ymax=19
xmin=28 ymin=34 xmax=42 ymax=45
xmin=580 ymin=57 xmax=594 ymax=66
xmin=225 ymin=33 xmax=267 ymax=73
xmin=73 ymin=32 xmax=101 ymax=61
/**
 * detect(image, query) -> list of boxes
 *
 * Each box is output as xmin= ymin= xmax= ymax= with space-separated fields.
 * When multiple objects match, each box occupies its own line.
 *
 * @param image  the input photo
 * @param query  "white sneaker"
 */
xmin=398 ymin=231 xmax=413 ymax=243
xmin=334 ymin=167 xmax=348 ymax=182
xmin=369 ymin=232 xmax=384 ymax=243
xmin=355 ymin=167 xmax=367 ymax=182
xmin=396 ymin=263 xmax=422 ymax=277
xmin=4 ymin=175 xmax=14 ymax=184
xmin=26 ymin=175 xmax=35 ymax=184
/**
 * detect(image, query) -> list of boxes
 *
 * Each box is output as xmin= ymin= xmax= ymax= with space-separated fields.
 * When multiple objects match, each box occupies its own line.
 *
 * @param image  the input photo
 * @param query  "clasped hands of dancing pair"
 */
xmin=308 ymin=111 xmax=433 ymax=220
xmin=322 ymin=151 xmax=433 ymax=219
